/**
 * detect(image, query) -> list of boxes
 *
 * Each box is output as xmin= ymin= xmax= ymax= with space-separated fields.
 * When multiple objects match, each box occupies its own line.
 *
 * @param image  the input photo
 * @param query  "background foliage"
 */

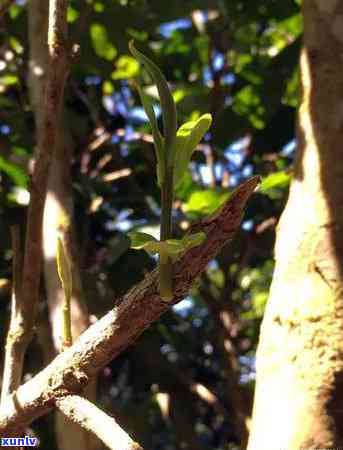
xmin=0 ymin=1 xmax=301 ymax=448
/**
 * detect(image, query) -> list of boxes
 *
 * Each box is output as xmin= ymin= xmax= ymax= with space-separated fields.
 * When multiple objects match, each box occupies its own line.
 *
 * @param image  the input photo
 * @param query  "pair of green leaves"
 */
xmin=128 ymin=231 xmax=206 ymax=262
xmin=129 ymin=41 xmax=212 ymax=189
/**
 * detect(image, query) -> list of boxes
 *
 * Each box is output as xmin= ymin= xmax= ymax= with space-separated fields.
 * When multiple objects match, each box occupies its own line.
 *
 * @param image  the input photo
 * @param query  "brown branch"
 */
xmin=1 ymin=226 xmax=23 ymax=406
xmin=56 ymin=395 xmax=143 ymax=450
xmin=17 ymin=0 xmax=69 ymax=376
xmin=0 ymin=176 xmax=259 ymax=435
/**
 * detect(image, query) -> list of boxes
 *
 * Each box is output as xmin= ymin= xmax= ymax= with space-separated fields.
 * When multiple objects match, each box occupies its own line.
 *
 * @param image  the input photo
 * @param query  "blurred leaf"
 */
xmin=128 ymin=231 xmax=205 ymax=260
xmin=283 ymin=68 xmax=300 ymax=107
xmin=0 ymin=156 xmax=27 ymax=187
xmin=234 ymin=85 xmax=265 ymax=129
xmin=0 ymin=75 xmax=18 ymax=86
xmin=94 ymin=1 xmax=105 ymax=13
xmin=184 ymin=189 xmax=230 ymax=216
xmin=9 ymin=37 xmax=23 ymax=54
xmin=260 ymin=170 xmax=291 ymax=193
xmin=67 ymin=6 xmax=79 ymax=23
xmin=174 ymin=113 xmax=212 ymax=189
xmin=134 ymin=80 xmax=165 ymax=185
xmin=102 ymin=80 xmax=114 ymax=94
xmin=129 ymin=41 xmax=177 ymax=165
xmin=90 ymin=23 xmax=117 ymax=61
xmin=112 ymin=55 xmax=139 ymax=79
xmin=9 ymin=4 xmax=22 ymax=19
xmin=128 ymin=231 xmax=160 ymax=255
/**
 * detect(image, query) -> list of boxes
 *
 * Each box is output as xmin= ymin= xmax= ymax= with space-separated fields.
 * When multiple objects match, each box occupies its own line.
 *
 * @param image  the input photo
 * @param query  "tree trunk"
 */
xmin=248 ymin=1 xmax=343 ymax=448
xmin=28 ymin=2 xmax=99 ymax=449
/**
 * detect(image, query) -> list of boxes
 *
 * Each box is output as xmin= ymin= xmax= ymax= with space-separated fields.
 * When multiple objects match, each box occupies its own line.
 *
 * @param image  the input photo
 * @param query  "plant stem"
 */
xmin=160 ymin=167 xmax=174 ymax=301
xmin=62 ymin=291 xmax=72 ymax=349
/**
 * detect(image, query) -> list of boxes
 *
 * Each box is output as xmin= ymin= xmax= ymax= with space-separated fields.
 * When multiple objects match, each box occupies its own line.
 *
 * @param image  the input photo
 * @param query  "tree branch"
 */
xmin=16 ymin=0 xmax=69 ymax=380
xmin=56 ymin=395 xmax=143 ymax=450
xmin=0 ymin=176 xmax=259 ymax=435
xmin=1 ymin=226 xmax=23 ymax=406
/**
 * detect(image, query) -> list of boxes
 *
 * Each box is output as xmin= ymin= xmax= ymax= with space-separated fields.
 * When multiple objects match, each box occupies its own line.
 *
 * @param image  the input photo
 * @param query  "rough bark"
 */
xmin=0 ymin=176 xmax=258 ymax=436
xmin=248 ymin=1 xmax=343 ymax=448
xmin=0 ymin=0 xmax=69 ymax=419
xmin=56 ymin=395 xmax=143 ymax=450
xmin=28 ymin=2 xmax=99 ymax=449
xmin=1 ymin=227 xmax=23 ymax=406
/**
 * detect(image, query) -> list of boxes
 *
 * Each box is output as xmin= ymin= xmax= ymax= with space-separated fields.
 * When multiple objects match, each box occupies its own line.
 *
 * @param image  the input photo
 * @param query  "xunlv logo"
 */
xmin=1 ymin=436 xmax=38 ymax=447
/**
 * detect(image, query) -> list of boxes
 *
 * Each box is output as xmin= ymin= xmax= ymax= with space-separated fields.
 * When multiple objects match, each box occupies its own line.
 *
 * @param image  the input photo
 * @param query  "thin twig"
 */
xmin=1 ymin=226 xmax=23 ymax=406
xmin=16 ymin=0 xmax=69 ymax=379
xmin=0 ymin=177 xmax=259 ymax=435
xmin=56 ymin=395 xmax=143 ymax=450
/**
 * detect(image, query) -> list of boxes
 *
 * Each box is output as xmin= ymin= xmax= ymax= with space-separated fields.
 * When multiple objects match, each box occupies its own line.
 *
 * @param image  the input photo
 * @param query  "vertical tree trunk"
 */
xmin=28 ymin=2 xmax=99 ymax=449
xmin=248 ymin=1 xmax=343 ymax=448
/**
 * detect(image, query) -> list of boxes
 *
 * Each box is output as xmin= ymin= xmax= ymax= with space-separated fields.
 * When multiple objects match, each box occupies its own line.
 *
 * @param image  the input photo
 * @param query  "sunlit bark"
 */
xmin=248 ymin=1 xmax=343 ymax=448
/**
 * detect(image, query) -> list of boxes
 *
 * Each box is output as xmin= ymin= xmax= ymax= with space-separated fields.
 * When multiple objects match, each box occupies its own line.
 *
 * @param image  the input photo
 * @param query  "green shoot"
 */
xmin=56 ymin=235 xmax=73 ymax=349
xmin=128 ymin=41 xmax=211 ymax=301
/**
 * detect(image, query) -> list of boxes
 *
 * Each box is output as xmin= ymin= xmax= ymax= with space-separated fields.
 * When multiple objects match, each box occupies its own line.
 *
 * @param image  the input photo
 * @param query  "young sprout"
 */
xmin=128 ymin=41 xmax=212 ymax=301
xmin=56 ymin=227 xmax=73 ymax=349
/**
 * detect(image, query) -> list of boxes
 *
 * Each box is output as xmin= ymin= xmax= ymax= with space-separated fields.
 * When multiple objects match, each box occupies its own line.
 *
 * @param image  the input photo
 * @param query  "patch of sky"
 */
xmin=281 ymin=138 xmax=296 ymax=156
xmin=123 ymin=125 xmax=135 ymax=141
xmin=128 ymin=104 xmax=161 ymax=124
xmin=0 ymin=124 xmax=10 ymax=135
xmin=239 ymin=355 xmax=256 ymax=383
xmin=193 ymin=317 xmax=203 ymax=327
xmin=225 ymin=151 xmax=244 ymax=166
xmin=214 ymin=163 xmax=223 ymax=180
xmin=160 ymin=343 xmax=174 ymax=354
xmin=229 ymin=174 xmax=238 ymax=186
xmin=204 ymin=132 xmax=212 ymax=142
xmin=242 ymin=165 xmax=253 ymax=177
xmin=159 ymin=18 xmax=192 ymax=38
xmin=113 ymin=219 xmax=133 ymax=232
xmin=198 ymin=307 xmax=209 ymax=318
xmin=103 ymin=91 xmax=131 ymax=118
xmin=240 ymin=372 xmax=256 ymax=383
xmin=242 ymin=220 xmax=254 ymax=231
xmin=224 ymin=136 xmax=250 ymax=167
xmin=129 ymin=107 xmax=148 ymax=123
xmin=115 ymin=92 xmax=129 ymax=117
xmin=105 ymin=209 xmax=133 ymax=232
xmin=213 ymin=52 xmax=224 ymax=71
xmin=202 ymin=10 xmax=209 ymax=21
xmin=85 ymin=75 xmax=101 ymax=86
xmin=103 ymin=95 xmax=116 ymax=115
xmin=199 ymin=164 xmax=213 ymax=185
xmin=224 ymin=96 xmax=233 ymax=107
xmin=228 ymin=135 xmax=251 ymax=152
xmin=207 ymin=260 xmax=219 ymax=271
xmin=222 ymin=73 xmax=235 ymax=85
xmin=203 ymin=66 xmax=212 ymax=85
xmin=121 ymin=84 xmax=132 ymax=102
xmin=173 ymin=296 xmax=194 ymax=317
